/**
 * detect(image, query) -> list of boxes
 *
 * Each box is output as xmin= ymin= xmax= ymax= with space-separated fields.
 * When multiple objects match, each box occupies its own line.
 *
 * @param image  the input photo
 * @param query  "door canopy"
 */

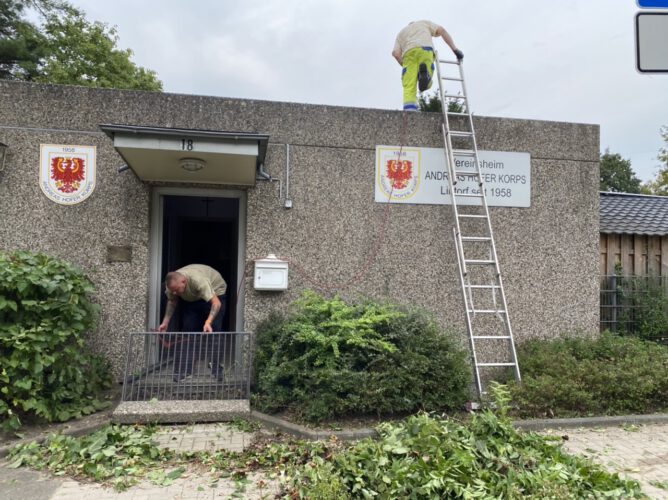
xmin=100 ymin=124 xmax=269 ymax=186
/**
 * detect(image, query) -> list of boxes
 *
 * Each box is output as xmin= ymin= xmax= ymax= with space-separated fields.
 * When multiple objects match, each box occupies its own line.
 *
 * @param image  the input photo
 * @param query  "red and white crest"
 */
xmin=376 ymin=147 xmax=421 ymax=202
xmin=385 ymin=159 xmax=413 ymax=189
xmin=40 ymin=144 xmax=96 ymax=205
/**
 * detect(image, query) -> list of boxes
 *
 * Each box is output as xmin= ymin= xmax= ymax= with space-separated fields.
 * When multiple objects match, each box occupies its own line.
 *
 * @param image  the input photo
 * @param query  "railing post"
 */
xmin=611 ymin=274 xmax=618 ymax=332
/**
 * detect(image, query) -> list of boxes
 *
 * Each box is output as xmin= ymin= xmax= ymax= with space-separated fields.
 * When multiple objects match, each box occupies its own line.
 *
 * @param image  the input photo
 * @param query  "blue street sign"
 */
xmin=638 ymin=0 xmax=668 ymax=8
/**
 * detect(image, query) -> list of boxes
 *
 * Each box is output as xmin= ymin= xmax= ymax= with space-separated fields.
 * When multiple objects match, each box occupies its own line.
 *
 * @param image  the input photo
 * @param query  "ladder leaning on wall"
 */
xmin=433 ymin=53 xmax=521 ymax=399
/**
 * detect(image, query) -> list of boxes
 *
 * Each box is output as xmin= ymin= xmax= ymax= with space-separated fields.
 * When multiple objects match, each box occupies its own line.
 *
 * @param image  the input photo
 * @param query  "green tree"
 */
xmin=642 ymin=127 xmax=668 ymax=196
xmin=0 ymin=0 xmax=162 ymax=90
xmin=418 ymin=89 xmax=464 ymax=113
xmin=599 ymin=149 xmax=642 ymax=193
xmin=0 ymin=0 xmax=47 ymax=80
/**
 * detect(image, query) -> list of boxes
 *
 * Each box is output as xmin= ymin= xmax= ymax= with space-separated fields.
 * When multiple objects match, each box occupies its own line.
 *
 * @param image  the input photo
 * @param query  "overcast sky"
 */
xmin=70 ymin=0 xmax=668 ymax=181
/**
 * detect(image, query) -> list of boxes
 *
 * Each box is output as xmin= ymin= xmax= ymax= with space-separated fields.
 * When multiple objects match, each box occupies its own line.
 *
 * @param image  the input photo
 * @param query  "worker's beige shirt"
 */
xmin=393 ymin=20 xmax=440 ymax=57
xmin=166 ymin=264 xmax=227 ymax=302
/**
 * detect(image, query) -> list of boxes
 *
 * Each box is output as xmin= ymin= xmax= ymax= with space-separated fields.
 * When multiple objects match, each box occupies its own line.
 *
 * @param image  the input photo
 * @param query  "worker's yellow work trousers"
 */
xmin=401 ymin=47 xmax=434 ymax=111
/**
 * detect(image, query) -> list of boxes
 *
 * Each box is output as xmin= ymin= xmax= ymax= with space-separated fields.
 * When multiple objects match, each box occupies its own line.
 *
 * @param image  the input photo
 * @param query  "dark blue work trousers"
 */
xmin=173 ymin=295 xmax=226 ymax=379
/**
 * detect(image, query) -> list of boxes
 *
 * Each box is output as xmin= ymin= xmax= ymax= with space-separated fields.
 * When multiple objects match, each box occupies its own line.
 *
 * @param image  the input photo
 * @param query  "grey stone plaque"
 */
xmin=107 ymin=245 xmax=132 ymax=263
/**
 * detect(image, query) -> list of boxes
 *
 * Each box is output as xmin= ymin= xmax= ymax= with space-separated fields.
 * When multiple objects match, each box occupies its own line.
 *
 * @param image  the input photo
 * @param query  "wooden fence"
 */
xmin=600 ymin=233 xmax=668 ymax=277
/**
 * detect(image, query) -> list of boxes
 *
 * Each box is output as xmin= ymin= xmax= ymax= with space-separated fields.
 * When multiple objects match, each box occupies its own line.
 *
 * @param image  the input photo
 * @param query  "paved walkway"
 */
xmin=1 ymin=422 xmax=667 ymax=499
xmin=548 ymin=423 xmax=668 ymax=499
xmin=0 ymin=423 xmax=277 ymax=500
xmin=48 ymin=470 xmax=276 ymax=500
xmin=151 ymin=423 xmax=255 ymax=453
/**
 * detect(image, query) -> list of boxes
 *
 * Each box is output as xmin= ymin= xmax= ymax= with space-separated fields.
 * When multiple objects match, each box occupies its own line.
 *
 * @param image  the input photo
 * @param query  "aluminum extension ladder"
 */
xmin=433 ymin=52 xmax=521 ymax=399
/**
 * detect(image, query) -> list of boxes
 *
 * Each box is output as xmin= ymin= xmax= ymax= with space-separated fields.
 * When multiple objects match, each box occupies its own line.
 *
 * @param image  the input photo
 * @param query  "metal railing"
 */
xmin=601 ymin=275 xmax=668 ymax=343
xmin=121 ymin=332 xmax=252 ymax=402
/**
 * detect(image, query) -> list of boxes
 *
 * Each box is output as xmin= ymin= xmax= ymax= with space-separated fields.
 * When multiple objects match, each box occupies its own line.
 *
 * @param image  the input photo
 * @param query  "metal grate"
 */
xmin=600 ymin=275 xmax=668 ymax=344
xmin=121 ymin=332 xmax=252 ymax=402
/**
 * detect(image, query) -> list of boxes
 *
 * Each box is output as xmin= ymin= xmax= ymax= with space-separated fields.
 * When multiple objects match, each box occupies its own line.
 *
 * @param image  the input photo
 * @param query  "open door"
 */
xmin=159 ymin=195 xmax=239 ymax=331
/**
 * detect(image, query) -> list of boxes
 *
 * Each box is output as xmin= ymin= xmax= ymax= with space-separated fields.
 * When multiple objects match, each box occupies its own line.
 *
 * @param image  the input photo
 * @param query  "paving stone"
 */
xmin=46 ymin=470 xmax=278 ymax=500
xmin=152 ymin=423 xmax=255 ymax=454
xmin=549 ymin=423 xmax=668 ymax=499
xmin=0 ymin=462 xmax=64 ymax=500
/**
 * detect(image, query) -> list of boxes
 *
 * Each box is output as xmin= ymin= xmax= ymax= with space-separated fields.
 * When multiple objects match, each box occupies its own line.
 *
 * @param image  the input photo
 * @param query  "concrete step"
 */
xmin=112 ymin=399 xmax=250 ymax=424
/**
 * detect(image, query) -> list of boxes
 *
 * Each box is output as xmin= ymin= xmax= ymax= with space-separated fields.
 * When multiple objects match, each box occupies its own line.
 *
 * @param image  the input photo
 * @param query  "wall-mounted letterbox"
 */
xmin=253 ymin=254 xmax=288 ymax=291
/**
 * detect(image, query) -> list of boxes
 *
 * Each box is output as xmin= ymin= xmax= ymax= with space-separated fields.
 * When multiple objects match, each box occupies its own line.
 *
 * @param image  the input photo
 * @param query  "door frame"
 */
xmin=148 ymin=186 xmax=247 ymax=332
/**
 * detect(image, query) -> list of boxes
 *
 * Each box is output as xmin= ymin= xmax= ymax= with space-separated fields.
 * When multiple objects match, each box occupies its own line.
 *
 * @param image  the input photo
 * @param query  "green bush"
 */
xmin=283 ymin=384 xmax=642 ymax=499
xmin=618 ymin=275 xmax=668 ymax=342
xmin=508 ymin=333 xmax=668 ymax=418
xmin=253 ymin=291 xmax=471 ymax=423
xmin=0 ymin=251 xmax=111 ymax=431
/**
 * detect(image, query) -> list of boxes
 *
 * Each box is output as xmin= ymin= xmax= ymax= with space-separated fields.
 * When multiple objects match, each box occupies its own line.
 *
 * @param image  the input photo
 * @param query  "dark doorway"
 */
xmin=160 ymin=195 xmax=239 ymax=331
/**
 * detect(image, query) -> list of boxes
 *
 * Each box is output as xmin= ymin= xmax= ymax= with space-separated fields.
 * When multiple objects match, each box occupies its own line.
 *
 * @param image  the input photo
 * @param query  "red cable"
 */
xmin=235 ymin=112 xmax=410 ymax=303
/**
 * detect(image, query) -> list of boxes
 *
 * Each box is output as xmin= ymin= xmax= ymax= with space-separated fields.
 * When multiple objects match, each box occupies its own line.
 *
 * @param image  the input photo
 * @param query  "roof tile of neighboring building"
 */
xmin=600 ymin=191 xmax=668 ymax=235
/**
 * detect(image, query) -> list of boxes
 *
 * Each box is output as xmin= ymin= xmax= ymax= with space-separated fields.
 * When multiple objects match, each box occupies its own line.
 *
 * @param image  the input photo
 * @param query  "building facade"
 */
xmin=0 ymin=81 xmax=600 ymax=378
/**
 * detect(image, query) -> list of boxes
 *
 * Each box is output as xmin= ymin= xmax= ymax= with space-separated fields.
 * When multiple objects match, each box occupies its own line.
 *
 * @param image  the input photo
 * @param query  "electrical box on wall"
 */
xmin=254 ymin=254 xmax=288 ymax=291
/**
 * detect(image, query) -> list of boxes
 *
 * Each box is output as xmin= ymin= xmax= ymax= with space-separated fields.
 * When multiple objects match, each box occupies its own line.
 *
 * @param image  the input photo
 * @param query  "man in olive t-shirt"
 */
xmin=158 ymin=264 xmax=227 ymax=381
xmin=159 ymin=264 xmax=227 ymax=333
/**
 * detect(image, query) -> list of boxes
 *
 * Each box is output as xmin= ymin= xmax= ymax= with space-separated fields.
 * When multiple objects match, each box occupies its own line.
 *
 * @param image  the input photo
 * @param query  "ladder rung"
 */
xmin=477 ymin=363 xmax=517 ymax=367
xmin=472 ymin=335 xmax=512 ymax=340
xmin=437 ymin=59 xmax=521 ymax=396
xmin=461 ymin=236 xmax=491 ymax=242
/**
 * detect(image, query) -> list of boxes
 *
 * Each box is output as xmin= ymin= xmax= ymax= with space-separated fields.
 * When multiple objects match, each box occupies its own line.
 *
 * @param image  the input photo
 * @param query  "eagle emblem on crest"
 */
xmin=51 ymin=157 xmax=85 ymax=193
xmin=385 ymin=159 xmax=413 ymax=190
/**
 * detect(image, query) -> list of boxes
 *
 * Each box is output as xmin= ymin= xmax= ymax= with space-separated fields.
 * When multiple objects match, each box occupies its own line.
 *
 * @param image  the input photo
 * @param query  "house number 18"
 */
xmin=181 ymin=139 xmax=195 ymax=151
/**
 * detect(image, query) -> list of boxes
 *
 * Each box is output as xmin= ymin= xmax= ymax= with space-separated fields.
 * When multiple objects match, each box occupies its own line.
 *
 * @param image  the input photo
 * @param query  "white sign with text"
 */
xmin=375 ymin=146 xmax=531 ymax=207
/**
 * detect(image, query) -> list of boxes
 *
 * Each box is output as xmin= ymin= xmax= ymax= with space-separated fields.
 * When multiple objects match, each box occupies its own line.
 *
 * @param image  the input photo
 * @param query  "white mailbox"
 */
xmin=254 ymin=254 xmax=289 ymax=291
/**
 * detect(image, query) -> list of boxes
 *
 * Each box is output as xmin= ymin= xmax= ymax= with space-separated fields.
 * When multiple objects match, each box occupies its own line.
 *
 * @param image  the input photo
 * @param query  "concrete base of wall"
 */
xmin=112 ymin=400 xmax=250 ymax=424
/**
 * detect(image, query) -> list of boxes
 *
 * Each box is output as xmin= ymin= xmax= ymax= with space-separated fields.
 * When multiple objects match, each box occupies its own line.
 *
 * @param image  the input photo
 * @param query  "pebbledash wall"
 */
xmin=0 ymin=81 xmax=600 ymax=378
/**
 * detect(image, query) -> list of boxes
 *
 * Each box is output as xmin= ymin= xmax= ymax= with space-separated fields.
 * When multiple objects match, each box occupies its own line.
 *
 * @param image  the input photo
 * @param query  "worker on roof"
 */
xmin=392 ymin=20 xmax=464 ymax=111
